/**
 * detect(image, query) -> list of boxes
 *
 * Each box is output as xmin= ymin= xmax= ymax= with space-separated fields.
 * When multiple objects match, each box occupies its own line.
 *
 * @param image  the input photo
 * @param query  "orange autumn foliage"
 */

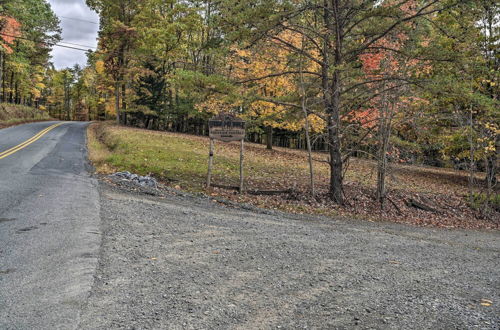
xmin=354 ymin=0 xmax=425 ymax=128
xmin=0 ymin=16 xmax=21 ymax=54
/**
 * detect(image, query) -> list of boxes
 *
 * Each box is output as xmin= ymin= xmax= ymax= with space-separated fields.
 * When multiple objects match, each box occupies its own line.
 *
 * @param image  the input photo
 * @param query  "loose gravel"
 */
xmin=78 ymin=181 xmax=500 ymax=329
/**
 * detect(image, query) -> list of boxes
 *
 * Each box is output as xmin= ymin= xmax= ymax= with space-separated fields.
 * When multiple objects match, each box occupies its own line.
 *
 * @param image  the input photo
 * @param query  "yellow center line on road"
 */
xmin=0 ymin=122 xmax=65 ymax=160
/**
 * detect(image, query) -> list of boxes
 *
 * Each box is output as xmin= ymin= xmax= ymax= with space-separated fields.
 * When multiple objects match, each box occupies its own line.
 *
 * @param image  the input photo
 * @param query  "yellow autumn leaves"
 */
xmin=196 ymin=30 xmax=325 ymax=133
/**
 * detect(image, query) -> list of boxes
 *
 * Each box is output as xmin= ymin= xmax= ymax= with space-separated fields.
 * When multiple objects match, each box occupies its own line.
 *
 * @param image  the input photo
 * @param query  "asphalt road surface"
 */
xmin=1 ymin=122 xmax=499 ymax=330
xmin=0 ymin=121 xmax=100 ymax=330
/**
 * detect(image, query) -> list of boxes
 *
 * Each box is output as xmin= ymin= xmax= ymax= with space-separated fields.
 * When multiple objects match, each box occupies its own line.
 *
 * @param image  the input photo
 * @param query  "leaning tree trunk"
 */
xmin=298 ymin=47 xmax=315 ymax=197
xmin=301 ymin=94 xmax=315 ymax=196
xmin=303 ymin=103 xmax=315 ymax=197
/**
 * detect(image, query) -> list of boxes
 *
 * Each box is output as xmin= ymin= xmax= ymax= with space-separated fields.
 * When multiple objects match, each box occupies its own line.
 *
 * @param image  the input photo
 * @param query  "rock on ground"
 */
xmin=110 ymin=171 xmax=158 ymax=188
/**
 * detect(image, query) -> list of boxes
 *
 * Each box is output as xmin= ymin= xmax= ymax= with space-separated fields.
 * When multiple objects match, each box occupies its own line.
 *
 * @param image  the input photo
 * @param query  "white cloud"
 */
xmin=47 ymin=0 xmax=99 ymax=69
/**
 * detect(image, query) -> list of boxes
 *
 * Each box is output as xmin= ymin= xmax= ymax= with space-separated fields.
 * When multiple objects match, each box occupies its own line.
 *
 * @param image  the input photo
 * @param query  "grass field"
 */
xmin=88 ymin=122 xmax=499 ymax=230
xmin=0 ymin=103 xmax=51 ymax=128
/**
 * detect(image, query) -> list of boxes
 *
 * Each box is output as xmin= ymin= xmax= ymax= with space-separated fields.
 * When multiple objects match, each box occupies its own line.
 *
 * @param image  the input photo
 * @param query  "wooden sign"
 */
xmin=209 ymin=113 xmax=246 ymax=142
xmin=207 ymin=113 xmax=246 ymax=193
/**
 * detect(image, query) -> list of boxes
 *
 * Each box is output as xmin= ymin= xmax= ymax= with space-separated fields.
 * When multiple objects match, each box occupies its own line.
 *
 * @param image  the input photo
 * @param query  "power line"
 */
xmin=54 ymin=43 xmax=95 ymax=52
xmin=59 ymin=16 xmax=99 ymax=25
xmin=0 ymin=32 xmax=96 ymax=52
xmin=59 ymin=41 xmax=97 ymax=50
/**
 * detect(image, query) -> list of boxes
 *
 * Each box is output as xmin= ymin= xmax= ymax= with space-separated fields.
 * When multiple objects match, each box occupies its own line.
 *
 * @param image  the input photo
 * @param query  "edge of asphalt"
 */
xmin=74 ymin=123 xmax=102 ymax=330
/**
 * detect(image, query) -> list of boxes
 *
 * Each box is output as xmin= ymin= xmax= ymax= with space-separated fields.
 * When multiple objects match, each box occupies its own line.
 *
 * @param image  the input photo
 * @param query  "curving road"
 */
xmin=0 ymin=121 xmax=499 ymax=329
xmin=0 ymin=121 xmax=100 ymax=330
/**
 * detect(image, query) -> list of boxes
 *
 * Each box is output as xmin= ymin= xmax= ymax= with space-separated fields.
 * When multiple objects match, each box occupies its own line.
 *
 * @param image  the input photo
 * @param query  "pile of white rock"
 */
xmin=110 ymin=171 xmax=158 ymax=188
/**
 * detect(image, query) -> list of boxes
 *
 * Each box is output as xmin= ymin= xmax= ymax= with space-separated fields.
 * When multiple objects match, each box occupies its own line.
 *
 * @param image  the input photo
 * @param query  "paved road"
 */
xmin=0 ymin=121 xmax=100 ymax=330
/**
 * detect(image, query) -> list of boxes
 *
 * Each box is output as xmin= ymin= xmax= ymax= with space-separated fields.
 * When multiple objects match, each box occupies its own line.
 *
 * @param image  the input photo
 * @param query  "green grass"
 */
xmin=470 ymin=192 xmax=500 ymax=212
xmin=87 ymin=122 xmax=499 ymax=229
xmin=89 ymin=121 xmax=481 ymax=195
xmin=89 ymin=122 xmax=294 ymax=192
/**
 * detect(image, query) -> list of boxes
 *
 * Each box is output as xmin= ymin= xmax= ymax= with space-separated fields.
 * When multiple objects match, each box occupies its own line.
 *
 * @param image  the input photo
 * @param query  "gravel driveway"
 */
xmin=79 ymin=181 xmax=500 ymax=329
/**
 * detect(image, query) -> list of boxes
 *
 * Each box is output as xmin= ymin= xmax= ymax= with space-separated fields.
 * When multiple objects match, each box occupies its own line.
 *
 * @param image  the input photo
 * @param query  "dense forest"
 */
xmin=0 ymin=1 xmax=59 ymax=106
xmin=0 ymin=0 xmax=498 ymax=210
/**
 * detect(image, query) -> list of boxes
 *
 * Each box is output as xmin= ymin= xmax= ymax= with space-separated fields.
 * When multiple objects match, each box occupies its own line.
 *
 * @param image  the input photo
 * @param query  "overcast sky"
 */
xmin=47 ymin=0 xmax=99 ymax=69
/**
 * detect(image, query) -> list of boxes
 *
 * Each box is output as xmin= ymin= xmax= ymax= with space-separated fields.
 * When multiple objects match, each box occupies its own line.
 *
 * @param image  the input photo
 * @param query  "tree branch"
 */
xmin=236 ymin=70 xmax=321 ymax=84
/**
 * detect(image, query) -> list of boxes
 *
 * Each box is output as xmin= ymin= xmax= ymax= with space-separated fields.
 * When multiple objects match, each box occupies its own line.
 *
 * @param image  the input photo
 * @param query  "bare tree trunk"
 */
xmin=0 ymin=51 xmax=3 ymax=103
xmin=485 ymin=135 xmax=498 ymax=187
xmin=121 ymin=81 xmax=127 ymax=124
xmin=240 ymin=139 xmax=245 ymax=193
xmin=376 ymin=89 xmax=390 ymax=207
xmin=63 ymin=75 xmax=70 ymax=120
xmin=115 ymin=81 xmax=121 ymax=124
xmin=327 ymin=71 xmax=344 ymax=204
xmin=298 ymin=47 xmax=315 ymax=196
xmin=483 ymin=136 xmax=498 ymax=216
xmin=303 ymin=107 xmax=315 ymax=197
xmin=14 ymin=79 xmax=19 ymax=104
xmin=322 ymin=0 xmax=344 ymax=205
xmin=9 ymin=71 xmax=14 ymax=103
xmin=266 ymin=126 xmax=273 ymax=150
xmin=468 ymin=102 xmax=475 ymax=206
xmin=2 ymin=60 xmax=6 ymax=102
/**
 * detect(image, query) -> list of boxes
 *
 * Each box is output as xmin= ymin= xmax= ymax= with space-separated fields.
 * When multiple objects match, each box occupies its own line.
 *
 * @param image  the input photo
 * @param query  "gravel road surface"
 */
xmin=0 ymin=122 xmax=100 ymax=330
xmin=79 ymin=182 xmax=500 ymax=329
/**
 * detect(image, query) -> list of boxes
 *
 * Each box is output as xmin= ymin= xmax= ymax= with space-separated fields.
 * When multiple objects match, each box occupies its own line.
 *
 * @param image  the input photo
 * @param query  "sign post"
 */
xmin=240 ymin=138 xmax=244 ymax=193
xmin=207 ymin=113 xmax=246 ymax=192
xmin=207 ymin=138 xmax=214 ymax=188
